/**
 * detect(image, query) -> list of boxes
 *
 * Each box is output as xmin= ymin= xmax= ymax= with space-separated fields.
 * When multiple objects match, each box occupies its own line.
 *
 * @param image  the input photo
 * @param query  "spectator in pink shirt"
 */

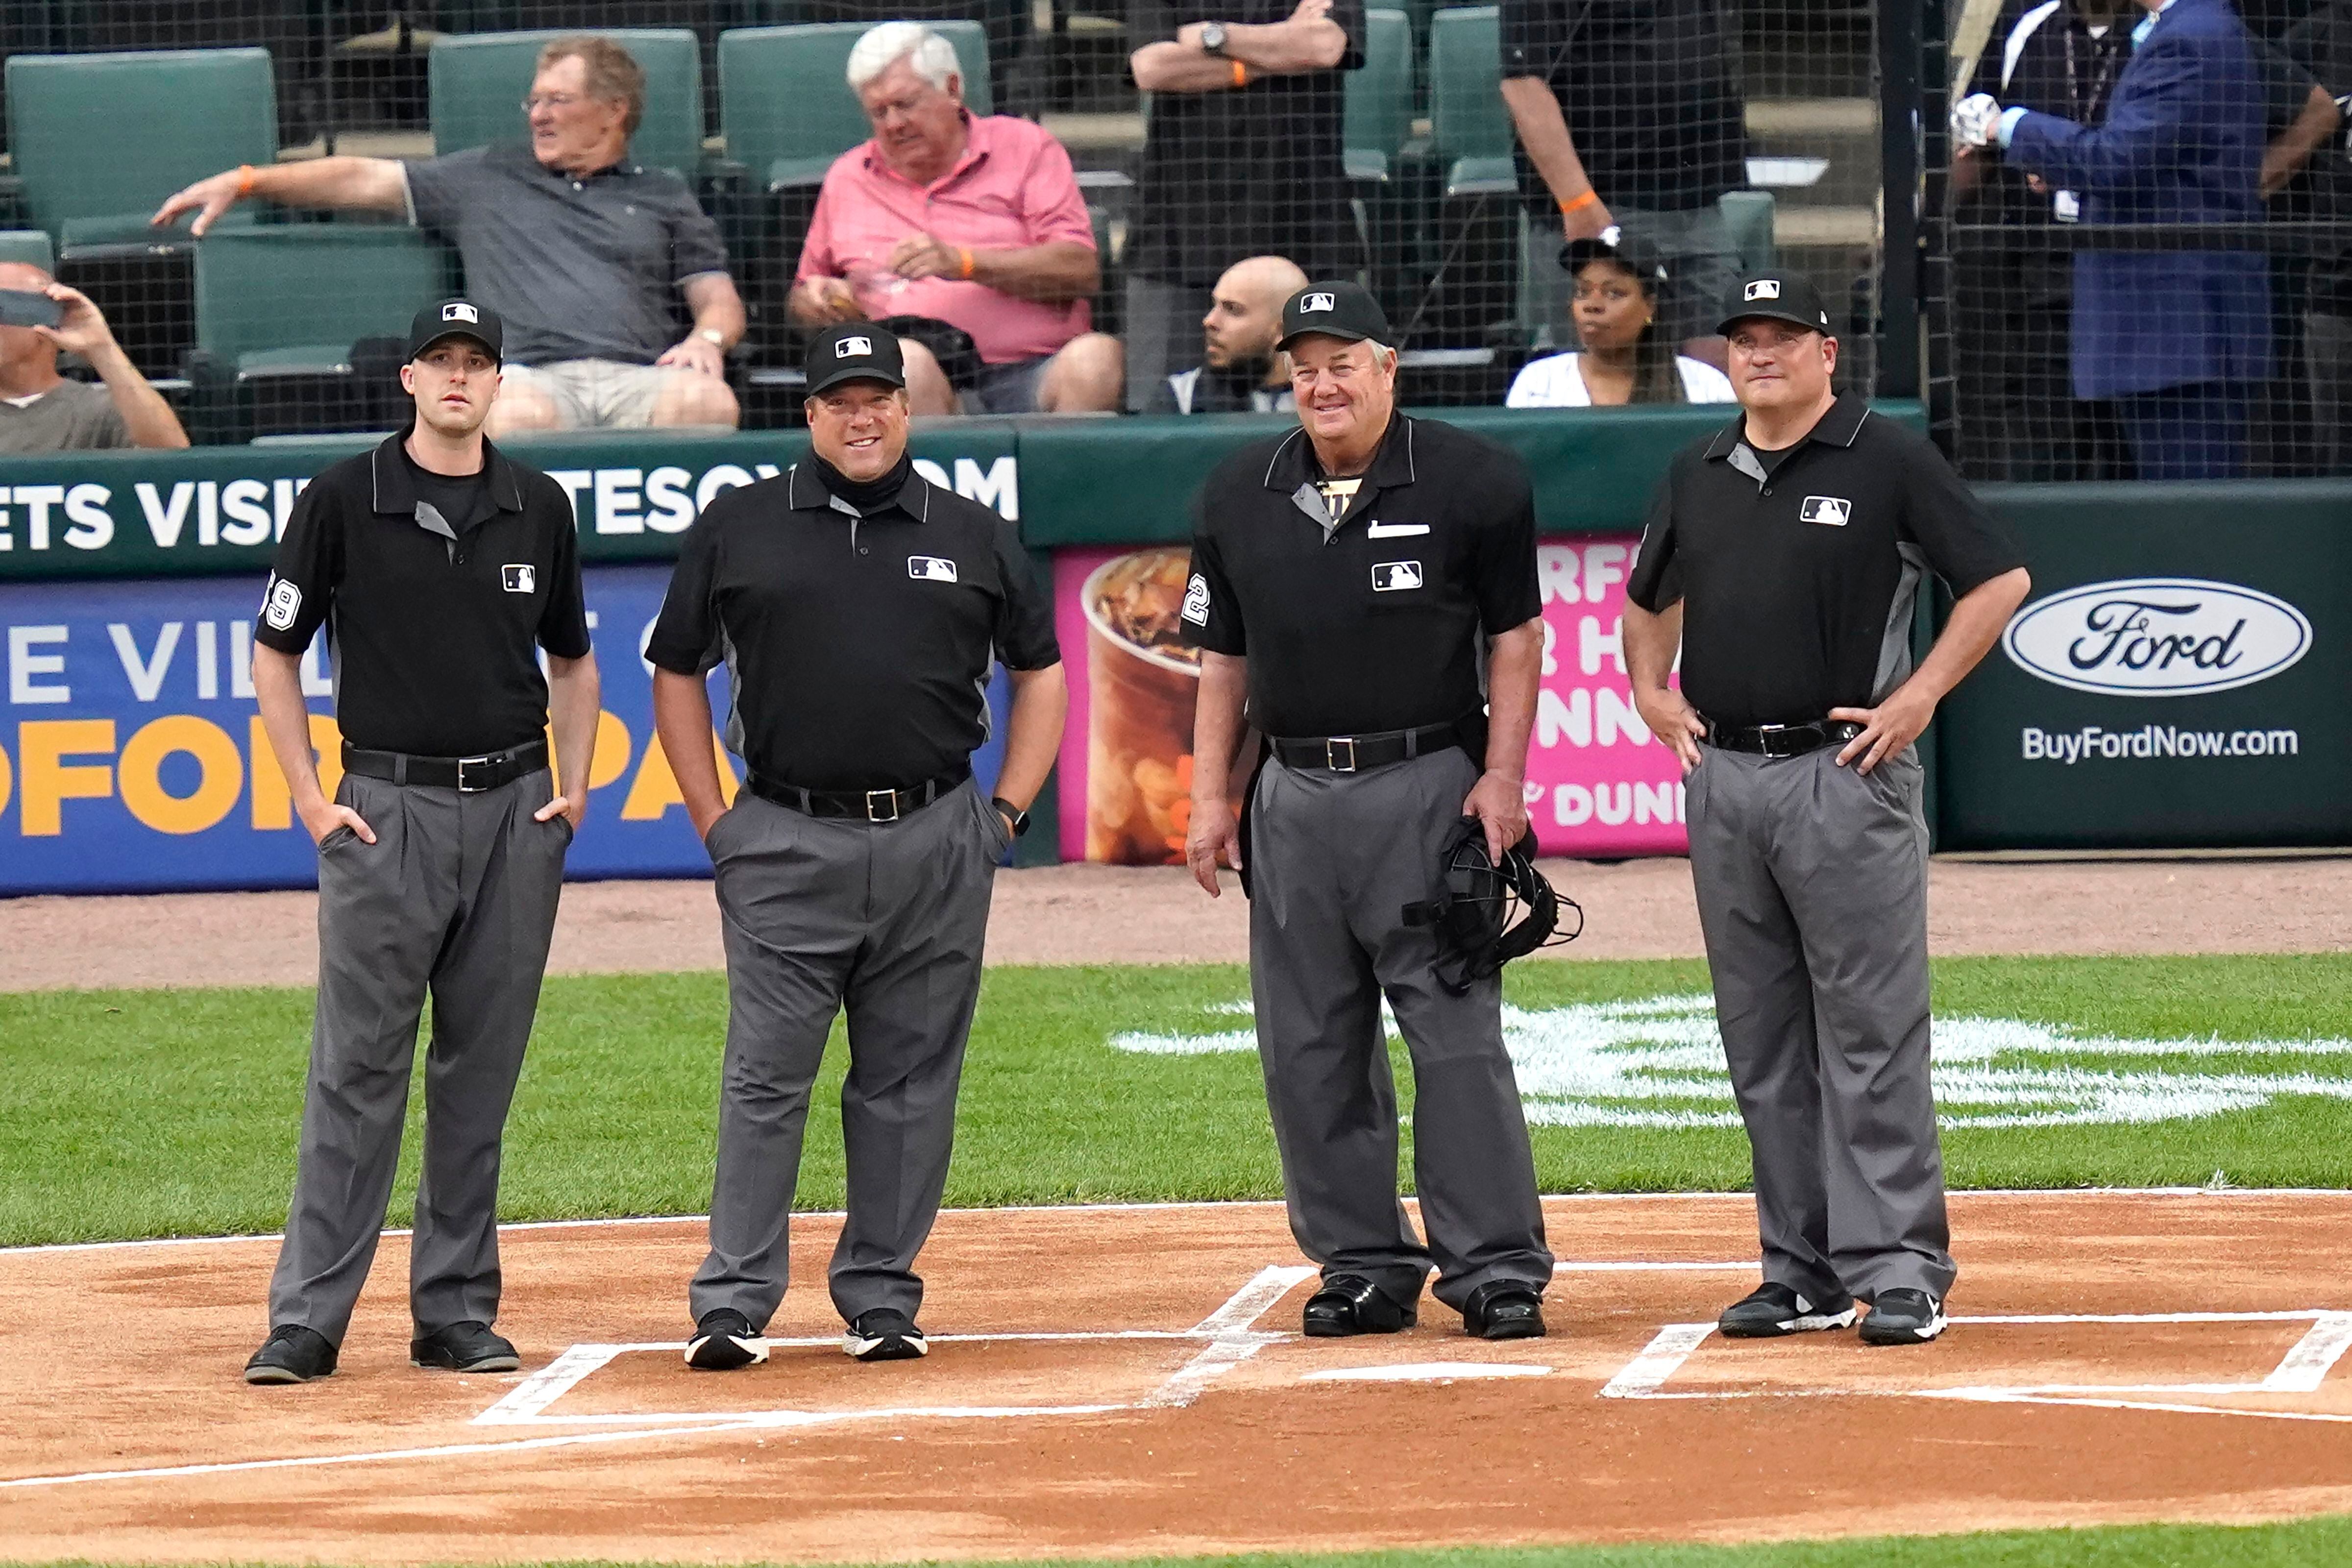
xmin=790 ymin=22 xmax=1123 ymax=415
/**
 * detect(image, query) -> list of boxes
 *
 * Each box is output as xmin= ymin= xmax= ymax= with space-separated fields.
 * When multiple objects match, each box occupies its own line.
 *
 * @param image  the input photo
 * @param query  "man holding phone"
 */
xmin=0 ymin=262 xmax=188 ymax=451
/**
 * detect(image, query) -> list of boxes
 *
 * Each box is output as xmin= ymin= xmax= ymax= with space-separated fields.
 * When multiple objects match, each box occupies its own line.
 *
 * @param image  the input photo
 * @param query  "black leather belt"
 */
xmin=343 ymin=739 xmax=547 ymax=792
xmin=746 ymin=763 xmax=971 ymax=823
xmin=1704 ymin=719 xmax=1866 ymax=759
xmin=1269 ymin=721 xmax=1465 ymax=773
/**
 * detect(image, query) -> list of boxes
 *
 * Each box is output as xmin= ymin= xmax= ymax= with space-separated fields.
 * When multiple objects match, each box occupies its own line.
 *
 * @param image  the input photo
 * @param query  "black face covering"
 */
xmin=809 ymin=449 xmax=916 ymax=513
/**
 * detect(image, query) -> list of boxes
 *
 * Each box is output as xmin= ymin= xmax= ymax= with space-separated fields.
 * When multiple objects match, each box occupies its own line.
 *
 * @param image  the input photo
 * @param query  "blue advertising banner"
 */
xmin=0 ymin=564 xmax=1011 ymax=894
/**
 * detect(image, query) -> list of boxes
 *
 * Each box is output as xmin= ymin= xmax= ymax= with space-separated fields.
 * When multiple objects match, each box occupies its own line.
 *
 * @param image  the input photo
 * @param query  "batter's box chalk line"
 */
xmin=1601 ymin=1310 xmax=2352 ymax=1426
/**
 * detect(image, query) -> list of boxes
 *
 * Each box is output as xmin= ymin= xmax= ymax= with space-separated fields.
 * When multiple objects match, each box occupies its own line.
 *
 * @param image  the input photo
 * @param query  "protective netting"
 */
xmin=1932 ymin=0 xmax=2352 ymax=479
xmin=0 ymin=1 xmax=1889 ymax=443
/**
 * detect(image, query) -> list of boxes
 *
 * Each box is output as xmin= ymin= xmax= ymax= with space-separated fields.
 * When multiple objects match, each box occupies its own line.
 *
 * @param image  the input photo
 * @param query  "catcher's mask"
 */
xmin=1401 ymin=819 xmax=1583 ymax=994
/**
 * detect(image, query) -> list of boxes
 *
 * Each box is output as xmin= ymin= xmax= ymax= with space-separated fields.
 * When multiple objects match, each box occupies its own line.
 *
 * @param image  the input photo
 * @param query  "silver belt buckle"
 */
xmin=865 ymin=788 xmax=901 ymax=823
xmin=455 ymin=754 xmax=497 ymax=792
xmin=1325 ymin=736 xmax=1357 ymax=772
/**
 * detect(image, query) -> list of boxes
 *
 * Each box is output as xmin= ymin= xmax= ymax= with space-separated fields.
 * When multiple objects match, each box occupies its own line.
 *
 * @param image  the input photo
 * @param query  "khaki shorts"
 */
xmin=501 ymin=359 xmax=699 ymax=429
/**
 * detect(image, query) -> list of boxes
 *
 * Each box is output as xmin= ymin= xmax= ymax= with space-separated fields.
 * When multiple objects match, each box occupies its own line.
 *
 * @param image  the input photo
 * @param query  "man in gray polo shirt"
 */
xmin=153 ymin=35 xmax=744 ymax=435
xmin=0 ymin=263 xmax=187 ymax=452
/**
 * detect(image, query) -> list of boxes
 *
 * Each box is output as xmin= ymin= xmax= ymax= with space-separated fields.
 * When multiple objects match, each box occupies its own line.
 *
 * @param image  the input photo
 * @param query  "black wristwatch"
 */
xmin=1199 ymin=20 xmax=1230 ymax=55
xmin=991 ymin=796 xmax=1031 ymax=837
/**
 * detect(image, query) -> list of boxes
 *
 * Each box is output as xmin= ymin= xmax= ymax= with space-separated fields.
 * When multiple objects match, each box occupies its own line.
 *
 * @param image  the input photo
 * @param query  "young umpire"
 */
xmin=1623 ymin=274 xmax=2030 ymax=1347
xmin=1181 ymin=282 xmax=1556 ymax=1342
xmin=647 ymin=325 xmax=1066 ymax=1371
xmin=242 ymin=299 xmax=601 ymax=1385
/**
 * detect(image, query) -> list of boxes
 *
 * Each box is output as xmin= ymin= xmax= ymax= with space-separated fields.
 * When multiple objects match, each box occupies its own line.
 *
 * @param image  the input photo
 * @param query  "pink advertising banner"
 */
xmin=1054 ymin=539 xmax=1688 ymax=865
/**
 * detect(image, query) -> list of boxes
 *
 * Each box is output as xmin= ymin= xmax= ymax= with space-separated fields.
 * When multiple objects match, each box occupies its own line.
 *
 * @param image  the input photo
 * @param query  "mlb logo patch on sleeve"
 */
xmin=1799 ymin=496 xmax=1851 ymax=526
xmin=908 ymin=555 xmax=959 ymax=582
xmin=1372 ymin=560 xmax=1424 ymax=592
xmin=262 ymin=575 xmax=302 ymax=630
xmin=500 ymin=564 xmax=538 ymax=593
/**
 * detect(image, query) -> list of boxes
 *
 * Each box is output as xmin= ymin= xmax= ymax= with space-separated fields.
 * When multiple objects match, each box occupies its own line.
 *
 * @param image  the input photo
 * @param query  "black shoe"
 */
xmin=1302 ymin=1274 xmax=1418 ymax=1338
xmin=1716 ymin=1282 xmax=1860 ymax=1339
xmin=1859 ymin=1288 xmax=1948 ymax=1346
xmin=1460 ymin=1280 xmax=1547 ymax=1340
xmin=411 ymin=1320 xmax=520 ymax=1372
xmin=244 ymin=1323 xmax=338 ymax=1385
xmin=686 ymin=1308 xmax=768 ymax=1370
xmin=844 ymin=1308 xmax=929 ymax=1362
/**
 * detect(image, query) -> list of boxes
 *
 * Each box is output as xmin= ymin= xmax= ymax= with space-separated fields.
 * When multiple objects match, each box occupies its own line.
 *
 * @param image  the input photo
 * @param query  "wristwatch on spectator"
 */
xmin=697 ymin=327 xmax=725 ymax=349
xmin=1199 ymin=22 xmax=1229 ymax=55
xmin=992 ymin=797 xmax=1032 ymax=836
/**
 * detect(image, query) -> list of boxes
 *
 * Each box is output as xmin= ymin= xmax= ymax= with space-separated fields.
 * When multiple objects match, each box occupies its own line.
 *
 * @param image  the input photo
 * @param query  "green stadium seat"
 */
xmin=190 ymin=225 xmax=456 ymax=439
xmin=0 ymin=230 xmax=57 ymax=272
xmin=1427 ymin=6 xmax=1512 ymax=198
xmin=1718 ymin=190 xmax=1778 ymax=276
xmin=5 ymin=49 xmax=277 ymax=248
xmin=430 ymin=29 xmax=707 ymax=179
xmin=1344 ymin=10 xmax=1413 ymax=185
xmin=717 ymin=19 xmax=992 ymax=196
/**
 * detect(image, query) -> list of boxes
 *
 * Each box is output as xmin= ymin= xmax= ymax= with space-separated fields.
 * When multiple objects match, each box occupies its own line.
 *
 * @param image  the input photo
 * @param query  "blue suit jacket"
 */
xmin=2006 ymin=0 xmax=2273 ymax=397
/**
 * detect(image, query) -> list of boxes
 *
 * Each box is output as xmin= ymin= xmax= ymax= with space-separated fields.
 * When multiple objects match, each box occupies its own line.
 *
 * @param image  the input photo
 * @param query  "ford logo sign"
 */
xmin=2003 ymin=577 xmax=2311 ymax=697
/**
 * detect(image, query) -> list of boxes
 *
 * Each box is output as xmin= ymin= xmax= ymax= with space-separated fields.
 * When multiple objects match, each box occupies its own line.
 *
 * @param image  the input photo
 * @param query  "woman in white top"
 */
xmin=1507 ymin=232 xmax=1737 ymax=408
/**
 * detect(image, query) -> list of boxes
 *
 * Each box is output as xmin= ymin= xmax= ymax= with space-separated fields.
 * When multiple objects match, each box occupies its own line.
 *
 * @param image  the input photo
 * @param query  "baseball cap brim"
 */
xmin=805 ymin=364 xmax=906 ymax=396
xmin=1715 ymin=305 xmax=1833 ymax=337
xmin=1275 ymin=323 xmax=1375 ymax=351
xmin=413 ymin=328 xmax=500 ymax=362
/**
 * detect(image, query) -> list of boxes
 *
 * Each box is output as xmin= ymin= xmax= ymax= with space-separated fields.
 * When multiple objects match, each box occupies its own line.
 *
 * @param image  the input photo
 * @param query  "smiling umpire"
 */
xmin=1623 ymin=273 xmax=2030 ymax=1347
xmin=647 ymin=324 xmax=1067 ymax=1371
xmin=243 ymin=298 xmax=601 ymax=1384
xmin=1183 ymin=282 xmax=1554 ymax=1342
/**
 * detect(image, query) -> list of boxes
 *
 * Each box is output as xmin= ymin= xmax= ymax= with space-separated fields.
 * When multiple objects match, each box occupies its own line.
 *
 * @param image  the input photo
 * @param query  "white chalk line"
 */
xmin=1143 ymin=1264 xmax=1318 ymax=1409
xmin=11 ymin=1187 xmax=2348 ymax=1258
xmin=1301 ymin=1362 xmax=1551 ymax=1384
xmin=1598 ymin=1309 xmax=2352 ymax=1428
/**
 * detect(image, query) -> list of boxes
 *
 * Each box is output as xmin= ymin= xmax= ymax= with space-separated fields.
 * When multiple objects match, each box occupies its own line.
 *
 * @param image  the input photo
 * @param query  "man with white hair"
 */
xmin=0 ymin=263 xmax=186 ymax=452
xmin=1180 ymin=280 xmax=1555 ymax=1345
xmin=791 ymin=21 xmax=1120 ymax=414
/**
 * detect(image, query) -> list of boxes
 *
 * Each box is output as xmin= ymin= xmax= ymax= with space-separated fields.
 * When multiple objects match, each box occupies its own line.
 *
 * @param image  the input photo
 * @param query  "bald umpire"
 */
xmin=1183 ymin=281 xmax=1554 ymax=1342
xmin=243 ymin=298 xmax=601 ymax=1384
xmin=1623 ymin=273 xmax=2030 ymax=1348
xmin=648 ymin=324 xmax=1067 ymax=1372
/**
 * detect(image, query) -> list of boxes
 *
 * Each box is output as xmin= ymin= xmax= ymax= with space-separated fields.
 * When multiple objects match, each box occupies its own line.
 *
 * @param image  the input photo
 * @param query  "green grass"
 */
xmin=20 ymin=1518 xmax=2352 ymax=1566
xmin=3 ymin=955 xmax=2350 ymax=1247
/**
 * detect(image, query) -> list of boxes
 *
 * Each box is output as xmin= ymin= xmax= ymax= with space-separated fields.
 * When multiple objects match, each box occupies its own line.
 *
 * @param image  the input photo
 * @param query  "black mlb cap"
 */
xmin=1716 ymin=272 xmax=1834 ymax=338
xmin=1559 ymin=227 xmax=1668 ymax=288
xmin=805 ymin=324 xmax=907 ymax=395
xmin=408 ymin=297 xmax=502 ymax=363
xmin=1277 ymin=280 xmax=1393 ymax=352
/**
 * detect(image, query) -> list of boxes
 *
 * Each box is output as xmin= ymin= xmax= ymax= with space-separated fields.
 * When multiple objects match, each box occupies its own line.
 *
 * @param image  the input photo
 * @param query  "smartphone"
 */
xmin=0 ymin=289 xmax=63 ymax=330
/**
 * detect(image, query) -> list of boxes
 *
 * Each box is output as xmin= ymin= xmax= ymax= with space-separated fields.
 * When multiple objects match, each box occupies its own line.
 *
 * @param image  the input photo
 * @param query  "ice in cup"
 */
xmin=1082 ymin=547 xmax=1214 ymax=865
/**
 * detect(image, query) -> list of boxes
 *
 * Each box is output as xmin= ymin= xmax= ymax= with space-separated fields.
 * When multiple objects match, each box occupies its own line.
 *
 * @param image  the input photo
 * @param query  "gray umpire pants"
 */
xmin=1248 ymin=747 xmax=1553 ymax=1313
xmin=268 ymin=768 xmax=571 ymax=1345
xmin=1685 ymin=743 xmax=1956 ymax=1302
xmin=689 ymin=781 xmax=1009 ymax=1329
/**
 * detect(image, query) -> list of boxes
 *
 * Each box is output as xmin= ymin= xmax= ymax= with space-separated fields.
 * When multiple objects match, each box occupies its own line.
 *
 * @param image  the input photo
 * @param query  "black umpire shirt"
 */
xmin=254 ymin=429 xmax=591 ymax=758
xmin=644 ymin=461 xmax=1060 ymax=793
xmin=1625 ymin=393 xmax=2026 ymax=732
xmin=1180 ymin=415 xmax=1541 ymax=738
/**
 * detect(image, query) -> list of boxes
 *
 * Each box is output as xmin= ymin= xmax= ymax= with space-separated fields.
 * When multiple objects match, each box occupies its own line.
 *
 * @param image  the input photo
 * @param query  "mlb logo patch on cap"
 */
xmin=1744 ymin=279 xmax=1781 ymax=301
xmin=838 ymin=335 xmax=872 ymax=357
xmin=442 ymin=301 xmax=480 ymax=323
xmin=1301 ymin=292 xmax=1336 ymax=313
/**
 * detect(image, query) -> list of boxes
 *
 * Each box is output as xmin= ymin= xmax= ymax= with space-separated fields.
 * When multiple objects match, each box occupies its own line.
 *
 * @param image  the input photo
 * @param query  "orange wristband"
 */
xmin=956 ymin=246 xmax=976 ymax=280
xmin=236 ymin=163 xmax=258 ymax=198
xmin=1231 ymin=59 xmax=1249 ymax=87
xmin=1560 ymin=189 xmax=1599 ymax=214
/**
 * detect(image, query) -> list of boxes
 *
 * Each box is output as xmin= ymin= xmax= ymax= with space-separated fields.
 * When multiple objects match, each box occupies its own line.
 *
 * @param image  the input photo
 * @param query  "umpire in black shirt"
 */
xmin=1183 ymin=282 xmax=1554 ymax=1342
xmin=647 ymin=325 xmax=1066 ymax=1371
xmin=1623 ymin=275 xmax=2030 ymax=1348
xmin=243 ymin=298 xmax=601 ymax=1384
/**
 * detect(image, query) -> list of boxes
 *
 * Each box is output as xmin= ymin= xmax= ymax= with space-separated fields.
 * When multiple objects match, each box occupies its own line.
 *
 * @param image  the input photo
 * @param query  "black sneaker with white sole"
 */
xmin=1717 ymin=1281 xmax=1860 ymax=1339
xmin=411 ymin=1320 xmax=519 ymax=1372
xmin=244 ymin=1323 xmax=338 ymax=1385
xmin=685 ymin=1307 xmax=768 ymax=1370
xmin=1859 ymin=1288 xmax=1948 ymax=1345
xmin=844 ymin=1308 xmax=928 ymax=1361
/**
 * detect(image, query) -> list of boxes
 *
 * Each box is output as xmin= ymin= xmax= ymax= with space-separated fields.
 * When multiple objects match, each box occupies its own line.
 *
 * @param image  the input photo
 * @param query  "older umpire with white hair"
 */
xmin=790 ymin=21 xmax=1122 ymax=414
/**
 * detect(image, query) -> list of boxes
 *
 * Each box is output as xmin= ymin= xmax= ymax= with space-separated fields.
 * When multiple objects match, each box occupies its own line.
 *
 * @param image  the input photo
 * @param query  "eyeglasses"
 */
xmin=522 ymin=92 xmax=582 ymax=113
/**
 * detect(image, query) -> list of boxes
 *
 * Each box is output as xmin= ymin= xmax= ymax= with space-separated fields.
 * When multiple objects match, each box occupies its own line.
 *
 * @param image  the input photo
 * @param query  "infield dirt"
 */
xmin=5 ymin=1193 xmax=2352 ymax=1563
